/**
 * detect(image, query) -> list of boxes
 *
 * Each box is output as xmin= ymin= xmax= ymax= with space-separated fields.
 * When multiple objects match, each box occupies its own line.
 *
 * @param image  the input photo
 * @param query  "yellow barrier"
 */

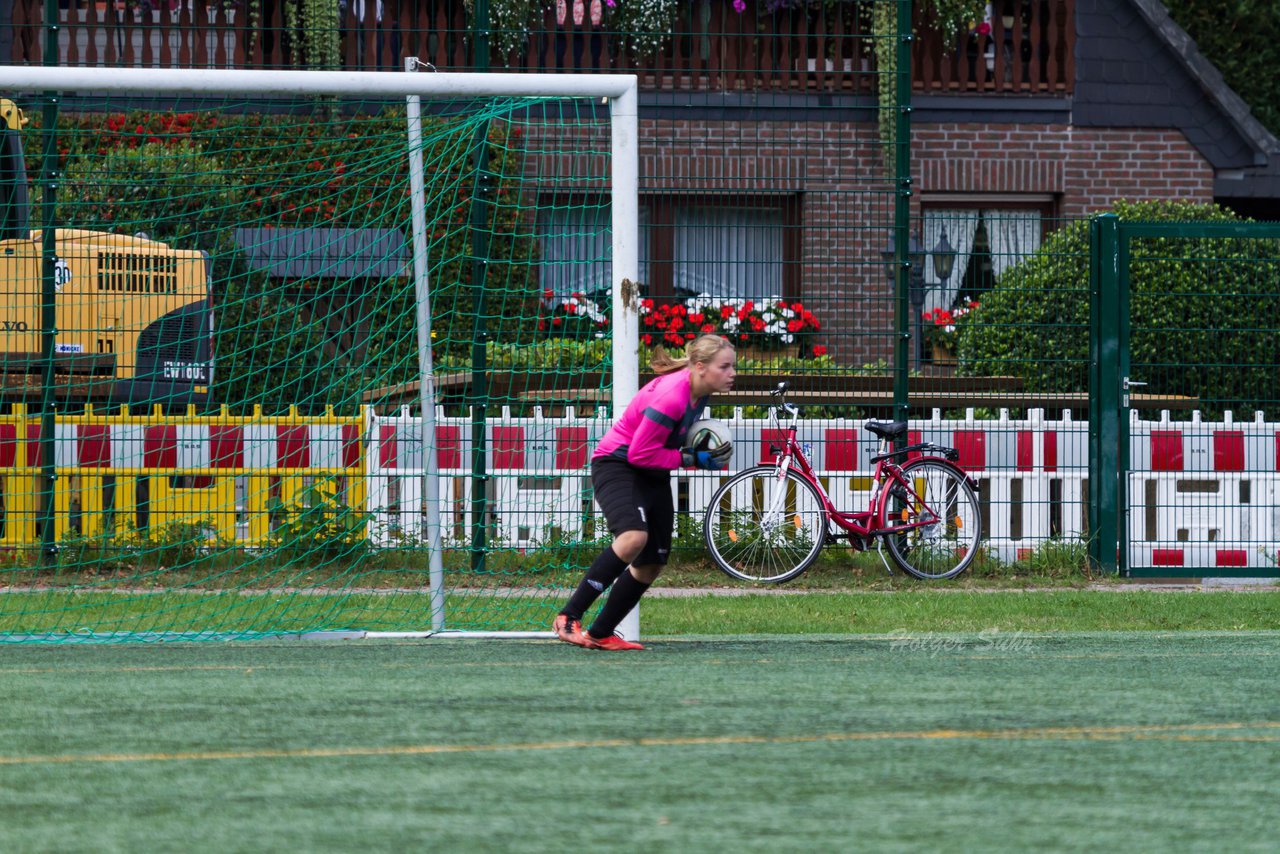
xmin=0 ymin=404 xmax=367 ymax=547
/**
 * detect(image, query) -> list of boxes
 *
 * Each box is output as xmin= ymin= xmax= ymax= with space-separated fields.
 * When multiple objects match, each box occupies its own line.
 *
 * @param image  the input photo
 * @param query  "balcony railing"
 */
xmin=7 ymin=0 xmax=1074 ymax=96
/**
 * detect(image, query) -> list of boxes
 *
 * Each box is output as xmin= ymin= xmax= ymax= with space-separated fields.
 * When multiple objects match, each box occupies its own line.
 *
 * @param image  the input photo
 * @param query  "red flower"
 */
xmin=812 ymin=345 xmax=828 ymax=357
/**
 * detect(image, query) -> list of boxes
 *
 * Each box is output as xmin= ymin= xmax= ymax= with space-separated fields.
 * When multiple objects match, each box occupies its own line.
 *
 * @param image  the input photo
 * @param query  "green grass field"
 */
xmin=3 ymin=624 xmax=1278 ymax=851
xmin=3 ymin=587 xmax=1279 ymax=638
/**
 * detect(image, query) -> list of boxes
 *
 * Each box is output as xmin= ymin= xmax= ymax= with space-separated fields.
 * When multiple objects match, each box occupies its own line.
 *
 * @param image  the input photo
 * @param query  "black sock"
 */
xmin=587 ymin=570 xmax=651 ymax=639
xmin=561 ymin=546 xmax=630 ymax=622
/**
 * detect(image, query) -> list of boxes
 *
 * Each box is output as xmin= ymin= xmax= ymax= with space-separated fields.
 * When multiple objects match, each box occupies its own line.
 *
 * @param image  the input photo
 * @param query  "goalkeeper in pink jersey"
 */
xmin=553 ymin=334 xmax=737 ymax=650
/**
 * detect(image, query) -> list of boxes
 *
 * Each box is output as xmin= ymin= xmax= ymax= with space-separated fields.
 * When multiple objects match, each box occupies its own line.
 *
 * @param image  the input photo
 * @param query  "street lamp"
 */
xmin=907 ymin=236 xmax=927 ymax=368
xmin=931 ymin=225 xmax=957 ymax=310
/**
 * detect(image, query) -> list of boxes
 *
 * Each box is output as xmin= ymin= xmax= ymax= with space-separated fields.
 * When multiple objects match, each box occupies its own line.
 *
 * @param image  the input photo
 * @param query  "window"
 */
xmin=921 ymin=201 xmax=1050 ymax=313
xmin=537 ymin=195 xmax=796 ymax=305
xmin=672 ymin=205 xmax=784 ymax=300
xmin=536 ymin=202 xmax=648 ymax=301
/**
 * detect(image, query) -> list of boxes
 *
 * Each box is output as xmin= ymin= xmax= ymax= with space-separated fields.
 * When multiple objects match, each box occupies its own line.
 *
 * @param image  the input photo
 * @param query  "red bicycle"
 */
xmin=702 ymin=382 xmax=982 ymax=582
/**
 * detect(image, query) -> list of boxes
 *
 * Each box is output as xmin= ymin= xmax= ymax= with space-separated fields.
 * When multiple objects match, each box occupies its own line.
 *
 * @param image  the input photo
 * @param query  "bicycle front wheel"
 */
xmin=884 ymin=459 xmax=982 ymax=580
xmin=703 ymin=466 xmax=829 ymax=583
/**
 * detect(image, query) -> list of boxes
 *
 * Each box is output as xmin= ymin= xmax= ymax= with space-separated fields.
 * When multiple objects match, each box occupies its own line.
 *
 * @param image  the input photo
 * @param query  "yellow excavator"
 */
xmin=0 ymin=97 xmax=212 ymax=404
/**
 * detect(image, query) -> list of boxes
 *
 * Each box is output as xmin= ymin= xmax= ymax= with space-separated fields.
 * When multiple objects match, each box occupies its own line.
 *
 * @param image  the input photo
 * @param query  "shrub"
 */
xmin=959 ymin=199 xmax=1280 ymax=416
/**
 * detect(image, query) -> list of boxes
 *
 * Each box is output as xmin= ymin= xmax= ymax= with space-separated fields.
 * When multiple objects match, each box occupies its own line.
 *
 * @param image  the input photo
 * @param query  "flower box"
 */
xmin=735 ymin=343 xmax=801 ymax=362
xmin=931 ymin=342 xmax=957 ymax=366
xmin=640 ymin=295 xmax=821 ymax=355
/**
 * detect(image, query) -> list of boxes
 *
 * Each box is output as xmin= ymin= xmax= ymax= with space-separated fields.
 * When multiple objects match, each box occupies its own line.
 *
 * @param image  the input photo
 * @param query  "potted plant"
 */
xmin=922 ymin=296 xmax=978 ymax=364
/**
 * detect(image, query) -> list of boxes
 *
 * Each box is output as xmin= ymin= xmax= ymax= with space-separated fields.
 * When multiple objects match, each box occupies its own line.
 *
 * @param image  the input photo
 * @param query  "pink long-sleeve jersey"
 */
xmin=593 ymin=369 xmax=708 ymax=470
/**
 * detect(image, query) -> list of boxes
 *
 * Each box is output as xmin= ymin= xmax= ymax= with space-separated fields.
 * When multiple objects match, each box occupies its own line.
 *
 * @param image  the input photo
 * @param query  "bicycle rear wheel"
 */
xmin=884 ymin=459 xmax=981 ymax=580
xmin=703 ymin=466 xmax=828 ymax=583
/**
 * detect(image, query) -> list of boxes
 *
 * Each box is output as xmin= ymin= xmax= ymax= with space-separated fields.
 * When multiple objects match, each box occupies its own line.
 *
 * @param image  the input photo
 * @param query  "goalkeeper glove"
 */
xmin=682 ymin=442 xmax=732 ymax=470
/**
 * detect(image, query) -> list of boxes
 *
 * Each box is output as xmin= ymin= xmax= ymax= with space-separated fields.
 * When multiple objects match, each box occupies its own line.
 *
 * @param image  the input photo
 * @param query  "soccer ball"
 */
xmin=688 ymin=418 xmax=733 ymax=458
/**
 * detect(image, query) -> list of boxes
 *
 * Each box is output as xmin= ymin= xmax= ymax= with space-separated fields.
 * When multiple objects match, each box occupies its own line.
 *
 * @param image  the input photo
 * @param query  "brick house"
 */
xmin=3 ymin=0 xmax=1274 ymax=365
xmin=903 ymin=0 xmax=1280 ymax=353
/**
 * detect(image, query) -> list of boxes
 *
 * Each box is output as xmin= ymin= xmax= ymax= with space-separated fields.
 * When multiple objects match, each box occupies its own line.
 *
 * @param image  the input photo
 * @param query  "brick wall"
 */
xmin=638 ymin=118 xmax=892 ymax=368
xmin=529 ymin=117 xmax=1216 ymax=369
xmin=914 ymin=123 xmax=1215 ymax=215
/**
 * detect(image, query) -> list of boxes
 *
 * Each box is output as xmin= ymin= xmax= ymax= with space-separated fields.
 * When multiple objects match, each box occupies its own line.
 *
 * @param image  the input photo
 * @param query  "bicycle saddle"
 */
xmin=865 ymin=420 xmax=908 ymax=440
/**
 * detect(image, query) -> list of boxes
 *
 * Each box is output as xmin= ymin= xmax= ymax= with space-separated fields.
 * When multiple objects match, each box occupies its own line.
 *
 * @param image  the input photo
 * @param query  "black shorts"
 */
xmin=591 ymin=456 xmax=674 ymax=566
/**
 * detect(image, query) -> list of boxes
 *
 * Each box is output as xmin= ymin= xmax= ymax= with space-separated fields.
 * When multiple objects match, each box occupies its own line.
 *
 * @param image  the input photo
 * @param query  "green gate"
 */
xmin=1091 ymin=215 xmax=1280 ymax=577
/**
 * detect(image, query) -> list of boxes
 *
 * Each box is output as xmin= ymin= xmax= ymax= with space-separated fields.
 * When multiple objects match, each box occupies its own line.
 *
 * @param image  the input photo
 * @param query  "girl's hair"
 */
xmin=650 ymin=334 xmax=734 ymax=375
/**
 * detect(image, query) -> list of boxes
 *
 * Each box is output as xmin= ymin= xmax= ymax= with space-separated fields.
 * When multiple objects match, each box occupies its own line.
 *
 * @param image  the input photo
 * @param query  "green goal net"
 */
xmin=0 ymin=68 xmax=639 ymax=641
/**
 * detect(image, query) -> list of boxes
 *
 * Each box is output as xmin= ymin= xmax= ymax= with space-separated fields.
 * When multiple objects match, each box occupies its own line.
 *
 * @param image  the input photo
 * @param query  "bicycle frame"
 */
xmin=763 ymin=399 xmax=965 ymax=544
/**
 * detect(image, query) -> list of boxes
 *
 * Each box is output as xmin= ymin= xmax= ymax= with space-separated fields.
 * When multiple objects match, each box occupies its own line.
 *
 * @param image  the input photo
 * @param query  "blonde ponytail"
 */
xmin=650 ymin=333 xmax=733 ymax=375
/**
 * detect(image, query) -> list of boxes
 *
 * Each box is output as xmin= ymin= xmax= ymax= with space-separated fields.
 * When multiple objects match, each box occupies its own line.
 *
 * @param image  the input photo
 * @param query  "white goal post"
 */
xmin=5 ymin=65 xmax=640 ymax=641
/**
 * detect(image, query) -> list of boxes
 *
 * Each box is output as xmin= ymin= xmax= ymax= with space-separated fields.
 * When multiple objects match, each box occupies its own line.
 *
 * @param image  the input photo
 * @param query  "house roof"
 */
xmin=1075 ymin=0 xmax=1280 ymax=199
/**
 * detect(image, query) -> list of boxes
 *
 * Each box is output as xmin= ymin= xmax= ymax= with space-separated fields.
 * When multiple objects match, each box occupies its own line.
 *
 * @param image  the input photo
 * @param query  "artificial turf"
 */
xmin=2 ymin=631 xmax=1277 ymax=851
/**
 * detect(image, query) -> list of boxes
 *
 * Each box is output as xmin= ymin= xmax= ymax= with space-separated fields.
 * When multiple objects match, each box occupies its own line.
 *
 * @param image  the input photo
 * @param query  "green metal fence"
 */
xmin=1091 ymin=216 xmax=1280 ymax=578
xmin=6 ymin=0 xmax=1278 ymax=590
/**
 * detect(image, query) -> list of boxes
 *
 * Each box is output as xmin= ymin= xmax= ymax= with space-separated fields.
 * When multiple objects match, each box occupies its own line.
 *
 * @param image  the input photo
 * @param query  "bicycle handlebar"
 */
xmin=769 ymin=379 xmax=961 ymax=463
xmin=769 ymin=382 xmax=799 ymax=427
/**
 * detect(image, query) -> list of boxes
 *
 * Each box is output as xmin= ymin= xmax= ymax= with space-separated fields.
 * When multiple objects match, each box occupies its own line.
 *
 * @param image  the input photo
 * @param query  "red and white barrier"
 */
xmin=1126 ymin=410 xmax=1280 ymax=570
xmin=365 ymin=406 xmax=613 ymax=548
xmin=0 ymin=415 xmax=365 ymax=546
xmin=0 ymin=421 xmax=363 ymax=471
xmin=359 ymin=406 xmax=1280 ymax=573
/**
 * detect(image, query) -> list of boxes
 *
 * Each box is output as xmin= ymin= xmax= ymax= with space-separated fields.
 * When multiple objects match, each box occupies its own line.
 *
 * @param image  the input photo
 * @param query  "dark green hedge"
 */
xmin=960 ymin=199 xmax=1280 ymax=417
xmin=1163 ymin=0 xmax=1280 ymax=138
